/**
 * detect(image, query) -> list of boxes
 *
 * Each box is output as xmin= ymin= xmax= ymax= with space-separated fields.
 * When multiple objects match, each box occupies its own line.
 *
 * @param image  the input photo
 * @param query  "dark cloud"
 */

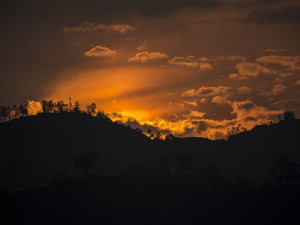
xmin=1 ymin=0 xmax=218 ymax=19
xmin=244 ymin=6 xmax=300 ymax=24
xmin=237 ymin=102 xmax=256 ymax=111
xmin=244 ymin=116 xmax=257 ymax=122
xmin=272 ymin=99 xmax=300 ymax=109
xmin=194 ymin=121 xmax=209 ymax=133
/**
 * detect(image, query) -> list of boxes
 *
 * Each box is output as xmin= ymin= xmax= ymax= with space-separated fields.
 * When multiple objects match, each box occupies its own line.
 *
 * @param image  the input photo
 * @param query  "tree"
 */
xmin=87 ymin=103 xmax=97 ymax=116
xmin=283 ymin=111 xmax=296 ymax=121
xmin=6 ymin=106 xmax=11 ymax=121
xmin=56 ymin=101 xmax=67 ymax=113
xmin=165 ymin=134 xmax=175 ymax=141
xmin=97 ymin=110 xmax=109 ymax=119
xmin=0 ymin=106 xmax=7 ymax=122
xmin=68 ymin=97 xmax=73 ymax=112
xmin=73 ymin=101 xmax=80 ymax=112
xmin=147 ymin=128 xmax=154 ymax=139
xmin=155 ymin=131 xmax=161 ymax=140
xmin=41 ymin=100 xmax=55 ymax=113
xmin=12 ymin=105 xmax=20 ymax=119
xmin=19 ymin=104 xmax=28 ymax=116
xmin=47 ymin=100 xmax=55 ymax=113
xmin=73 ymin=150 xmax=99 ymax=176
xmin=41 ymin=100 xmax=48 ymax=113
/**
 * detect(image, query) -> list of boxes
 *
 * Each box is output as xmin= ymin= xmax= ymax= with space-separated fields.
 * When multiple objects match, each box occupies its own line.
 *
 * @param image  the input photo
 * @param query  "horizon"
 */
xmin=0 ymin=100 xmax=298 ymax=140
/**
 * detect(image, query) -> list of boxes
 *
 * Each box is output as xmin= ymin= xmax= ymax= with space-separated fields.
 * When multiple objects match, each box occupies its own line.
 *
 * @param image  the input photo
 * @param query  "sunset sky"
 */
xmin=1 ymin=0 xmax=300 ymax=139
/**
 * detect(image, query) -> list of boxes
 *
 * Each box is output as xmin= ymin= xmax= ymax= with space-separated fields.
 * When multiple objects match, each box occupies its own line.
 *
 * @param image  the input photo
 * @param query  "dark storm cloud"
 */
xmin=243 ymin=6 xmax=300 ymax=24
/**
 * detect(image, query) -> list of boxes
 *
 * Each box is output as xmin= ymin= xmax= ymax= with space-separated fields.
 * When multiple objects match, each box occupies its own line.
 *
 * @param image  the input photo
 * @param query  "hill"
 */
xmin=0 ymin=113 xmax=300 ymax=190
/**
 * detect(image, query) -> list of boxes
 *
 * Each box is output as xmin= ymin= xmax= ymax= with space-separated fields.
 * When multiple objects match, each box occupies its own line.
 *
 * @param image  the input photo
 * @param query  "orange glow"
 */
xmin=40 ymin=64 xmax=285 ymax=139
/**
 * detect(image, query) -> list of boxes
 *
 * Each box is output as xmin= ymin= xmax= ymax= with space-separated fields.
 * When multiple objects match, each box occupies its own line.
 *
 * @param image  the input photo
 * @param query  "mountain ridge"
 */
xmin=0 ymin=112 xmax=299 ymax=190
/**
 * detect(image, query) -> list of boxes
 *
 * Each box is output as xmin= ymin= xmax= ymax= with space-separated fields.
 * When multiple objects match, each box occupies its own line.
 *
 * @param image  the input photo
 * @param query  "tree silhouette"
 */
xmin=87 ymin=103 xmax=97 ymax=116
xmin=147 ymin=128 xmax=154 ymax=139
xmin=19 ymin=104 xmax=28 ymax=116
xmin=73 ymin=101 xmax=80 ymax=112
xmin=56 ymin=101 xmax=66 ymax=113
xmin=12 ymin=105 xmax=19 ymax=119
xmin=283 ymin=111 xmax=296 ymax=121
xmin=165 ymin=134 xmax=175 ymax=141
xmin=155 ymin=131 xmax=161 ymax=140
xmin=6 ymin=106 xmax=11 ymax=120
xmin=0 ymin=106 xmax=7 ymax=122
xmin=73 ymin=150 xmax=99 ymax=176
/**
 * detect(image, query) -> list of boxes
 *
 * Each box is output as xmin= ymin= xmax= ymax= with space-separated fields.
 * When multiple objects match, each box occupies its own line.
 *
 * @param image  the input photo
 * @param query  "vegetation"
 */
xmin=0 ymin=104 xmax=299 ymax=224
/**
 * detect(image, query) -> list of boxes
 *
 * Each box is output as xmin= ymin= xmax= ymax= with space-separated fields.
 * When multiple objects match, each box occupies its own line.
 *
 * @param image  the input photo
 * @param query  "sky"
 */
xmin=1 ymin=0 xmax=300 ymax=139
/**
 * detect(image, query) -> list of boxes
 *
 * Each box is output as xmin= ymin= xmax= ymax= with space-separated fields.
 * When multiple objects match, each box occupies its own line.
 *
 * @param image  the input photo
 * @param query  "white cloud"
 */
xmin=168 ymin=56 xmax=213 ymax=71
xmin=196 ymin=86 xmax=231 ymax=97
xmin=63 ymin=22 xmax=135 ymax=33
xmin=212 ymin=96 xmax=228 ymax=104
xmin=189 ymin=111 xmax=205 ymax=118
xmin=236 ymin=86 xmax=252 ymax=94
xmin=258 ymin=84 xmax=288 ymax=96
xmin=84 ymin=46 xmax=116 ymax=57
xmin=137 ymin=45 xmax=148 ymax=52
xmin=230 ymin=100 xmax=282 ymax=121
xmin=183 ymin=100 xmax=197 ymax=106
xmin=199 ymin=63 xmax=213 ymax=71
xmin=128 ymin=52 xmax=168 ymax=62
xmin=168 ymin=56 xmax=198 ymax=68
xmin=109 ymin=24 xmax=136 ymax=34
xmin=181 ymin=86 xmax=231 ymax=98
xmin=181 ymin=89 xmax=195 ymax=97
xmin=230 ymin=62 xmax=273 ymax=80
xmin=199 ymin=98 xmax=208 ymax=103
xmin=271 ymin=84 xmax=287 ymax=95
xmin=256 ymin=55 xmax=300 ymax=71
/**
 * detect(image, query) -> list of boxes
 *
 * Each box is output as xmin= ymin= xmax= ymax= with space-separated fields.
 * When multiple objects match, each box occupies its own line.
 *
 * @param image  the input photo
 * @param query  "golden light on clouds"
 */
xmin=2 ymin=0 xmax=300 ymax=139
xmin=40 ymin=61 xmax=287 ymax=139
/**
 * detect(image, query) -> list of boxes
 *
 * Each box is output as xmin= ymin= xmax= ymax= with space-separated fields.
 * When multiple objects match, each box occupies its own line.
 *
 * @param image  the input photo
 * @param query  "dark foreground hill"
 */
xmin=0 ymin=112 xmax=300 ymax=190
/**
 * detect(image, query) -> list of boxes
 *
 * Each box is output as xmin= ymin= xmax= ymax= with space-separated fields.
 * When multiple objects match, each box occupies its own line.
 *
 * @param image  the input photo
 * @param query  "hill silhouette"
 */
xmin=0 ymin=112 xmax=300 ymax=190
xmin=1 ymin=112 xmax=300 ymax=225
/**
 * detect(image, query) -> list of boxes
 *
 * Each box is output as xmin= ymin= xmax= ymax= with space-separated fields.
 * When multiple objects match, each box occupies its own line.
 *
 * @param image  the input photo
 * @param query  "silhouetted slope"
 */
xmin=226 ymin=120 xmax=300 ymax=184
xmin=0 ymin=113 xmax=156 ymax=190
xmin=0 ymin=114 xmax=300 ymax=190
